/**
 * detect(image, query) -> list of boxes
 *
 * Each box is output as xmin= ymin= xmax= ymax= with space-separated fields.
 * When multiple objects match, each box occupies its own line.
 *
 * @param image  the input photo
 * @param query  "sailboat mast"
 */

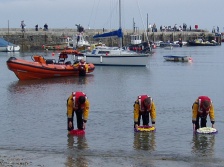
xmin=119 ymin=0 xmax=121 ymax=29
xmin=119 ymin=0 xmax=122 ymax=48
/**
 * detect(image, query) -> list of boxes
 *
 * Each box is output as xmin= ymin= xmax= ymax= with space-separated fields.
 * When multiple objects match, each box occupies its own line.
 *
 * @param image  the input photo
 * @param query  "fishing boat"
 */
xmin=60 ymin=49 xmax=81 ymax=55
xmin=6 ymin=54 xmax=95 ymax=80
xmin=163 ymin=55 xmax=192 ymax=62
xmin=126 ymin=34 xmax=152 ymax=53
xmin=83 ymin=0 xmax=150 ymax=66
xmin=188 ymin=39 xmax=219 ymax=46
xmin=42 ymin=36 xmax=73 ymax=50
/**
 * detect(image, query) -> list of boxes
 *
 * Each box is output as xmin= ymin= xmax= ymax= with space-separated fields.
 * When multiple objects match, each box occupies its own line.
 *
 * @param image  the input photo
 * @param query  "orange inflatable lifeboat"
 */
xmin=6 ymin=54 xmax=95 ymax=80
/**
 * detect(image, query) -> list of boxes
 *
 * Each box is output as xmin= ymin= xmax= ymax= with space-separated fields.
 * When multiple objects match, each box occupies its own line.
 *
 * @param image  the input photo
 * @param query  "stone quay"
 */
xmin=0 ymin=28 xmax=219 ymax=51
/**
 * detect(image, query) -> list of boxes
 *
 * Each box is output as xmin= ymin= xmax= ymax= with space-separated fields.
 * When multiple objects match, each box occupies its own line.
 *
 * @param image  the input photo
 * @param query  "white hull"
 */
xmin=13 ymin=45 xmax=20 ymax=52
xmin=73 ymin=33 xmax=90 ymax=48
xmin=0 ymin=45 xmax=20 ymax=52
xmin=0 ymin=46 xmax=8 ymax=52
xmin=83 ymin=54 xmax=149 ymax=66
xmin=83 ymin=46 xmax=150 ymax=66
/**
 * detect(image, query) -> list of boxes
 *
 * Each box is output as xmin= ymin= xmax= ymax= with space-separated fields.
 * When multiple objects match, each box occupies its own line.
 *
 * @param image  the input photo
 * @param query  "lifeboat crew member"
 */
xmin=133 ymin=95 xmax=156 ymax=129
xmin=192 ymin=96 xmax=215 ymax=131
xmin=75 ymin=59 xmax=88 ymax=76
xmin=67 ymin=92 xmax=90 ymax=133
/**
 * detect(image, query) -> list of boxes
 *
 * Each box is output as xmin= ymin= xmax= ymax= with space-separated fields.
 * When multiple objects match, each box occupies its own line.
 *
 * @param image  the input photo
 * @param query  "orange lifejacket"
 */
xmin=138 ymin=95 xmax=152 ymax=112
xmin=72 ymin=92 xmax=87 ymax=110
xmin=198 ymin=96 xmax=211 ymax=116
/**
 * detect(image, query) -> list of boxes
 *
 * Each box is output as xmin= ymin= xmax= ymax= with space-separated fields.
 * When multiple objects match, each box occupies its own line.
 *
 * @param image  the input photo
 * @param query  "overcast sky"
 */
xmin=1 ymin=0 xmax=223 ymax=32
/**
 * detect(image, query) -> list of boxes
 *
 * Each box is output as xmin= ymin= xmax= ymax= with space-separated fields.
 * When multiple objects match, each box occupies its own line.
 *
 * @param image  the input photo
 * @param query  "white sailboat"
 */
xmin=83 ymin=0 xmax=150 ymax=66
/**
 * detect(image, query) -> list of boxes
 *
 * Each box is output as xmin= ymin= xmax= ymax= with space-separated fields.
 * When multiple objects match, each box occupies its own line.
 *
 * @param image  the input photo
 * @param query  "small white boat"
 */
xmin=0 ymin=38 xmax=20 ymax=52
xmin=73 ymin=32 xmax=90 ymax=49
xmin=13 ymin=45 xmax=20 ymax=51
xmin=154 ymin=41 xmax=163 ymax=47
xmin=173 ymin=41 xmax=188 ymax=46
xmin=163 ymin=55 xmax=192 ymax=62
xmin=0 ymin=45 xmax=20 ymax=52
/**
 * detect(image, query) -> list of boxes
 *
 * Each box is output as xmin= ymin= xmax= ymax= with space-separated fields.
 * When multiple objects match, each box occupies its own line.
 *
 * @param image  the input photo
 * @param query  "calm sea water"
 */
xmin=0 ymin=45 xmax=224 ymax=167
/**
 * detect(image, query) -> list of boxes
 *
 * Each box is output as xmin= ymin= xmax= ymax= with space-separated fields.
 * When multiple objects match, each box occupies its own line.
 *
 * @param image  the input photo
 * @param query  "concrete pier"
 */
xmin=0 ymin=28 xmax=219 ymax=51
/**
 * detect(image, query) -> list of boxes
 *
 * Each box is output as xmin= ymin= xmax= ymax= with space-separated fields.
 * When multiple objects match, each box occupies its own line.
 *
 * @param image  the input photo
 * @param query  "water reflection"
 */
xmin=77 ymin=76 xmax=88 ymax=85
xmin=67 ymin=134 xmax=88 ymax=150
xmin=133 ymin=132 xmax=156 ymax=151
xmin=191 ymin=133 xmax=215 ymax=157
xmin=66 ymin=135 xmax=89 ymax=167
xmin=65 ymin=156 xmax=88 ymax=167
xmin=7 ymin=76 xmax=93 ymax=93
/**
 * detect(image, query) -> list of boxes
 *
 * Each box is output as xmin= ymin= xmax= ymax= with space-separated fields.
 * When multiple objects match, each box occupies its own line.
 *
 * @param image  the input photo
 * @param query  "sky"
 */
xmin=1 ymin=0 xmax=224 ymax=32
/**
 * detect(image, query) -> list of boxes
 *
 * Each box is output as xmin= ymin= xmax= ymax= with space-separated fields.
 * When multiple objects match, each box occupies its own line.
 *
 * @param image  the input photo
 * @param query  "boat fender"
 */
xmin=46 ymin=59 xmax=54 ymax=64
xmin=65 ymin=61 xmax=71 ymax=65
xmin=100 ymin=56 xmax=102 ymax=63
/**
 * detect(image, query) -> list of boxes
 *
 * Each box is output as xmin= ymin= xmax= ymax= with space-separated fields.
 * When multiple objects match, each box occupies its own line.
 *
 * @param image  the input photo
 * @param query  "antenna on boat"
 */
xmin=136 ymin=0 xmax=149 ymax=43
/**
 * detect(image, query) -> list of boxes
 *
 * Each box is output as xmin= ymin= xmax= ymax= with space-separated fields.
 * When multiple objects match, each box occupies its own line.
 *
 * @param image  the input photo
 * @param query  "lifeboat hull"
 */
xmin=6 ymin=57 xmax=95 ymax=80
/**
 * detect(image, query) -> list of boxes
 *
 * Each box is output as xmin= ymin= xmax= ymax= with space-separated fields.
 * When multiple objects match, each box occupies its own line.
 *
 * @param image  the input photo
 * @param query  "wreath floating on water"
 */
xmin=135 ymin=126 xmax=155 ymax=132
xmin=196 ymin=127 xmax=217 ymax=134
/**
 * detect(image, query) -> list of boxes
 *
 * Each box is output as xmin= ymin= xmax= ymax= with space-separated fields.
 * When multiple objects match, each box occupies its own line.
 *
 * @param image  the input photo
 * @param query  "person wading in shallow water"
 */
xmin=133 ymin=95 xmax=156 ymax=129
xmin=192 ymin=96 xmax=215 ymax=131
xmin=67 ymin=92 xmax=90 ymax=133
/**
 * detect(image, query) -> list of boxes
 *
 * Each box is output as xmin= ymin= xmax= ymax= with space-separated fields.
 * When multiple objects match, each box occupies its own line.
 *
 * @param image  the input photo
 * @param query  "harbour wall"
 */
xmin=0 ymin=28 xmax=220 ymax=51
